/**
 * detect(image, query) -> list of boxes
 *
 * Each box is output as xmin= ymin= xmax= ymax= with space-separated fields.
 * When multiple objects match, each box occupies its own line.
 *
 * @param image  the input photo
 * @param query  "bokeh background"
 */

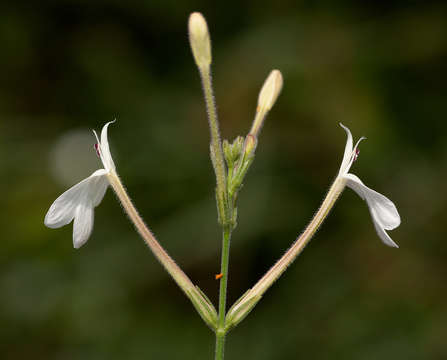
xmin=1 ymin=1 xmax=446 ymax=359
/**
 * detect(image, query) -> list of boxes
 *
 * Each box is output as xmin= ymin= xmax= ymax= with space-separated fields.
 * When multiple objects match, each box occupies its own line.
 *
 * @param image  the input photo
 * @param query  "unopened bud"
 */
xmin=250 ymin=70 xmax=283 ymax=138
xmin=223 ymin=136 xmax=244 ymax=166
xmin=257 ymin=69 xmax=283 ymax=113
xmin=188 ymin=12 xmax=212 ymax=69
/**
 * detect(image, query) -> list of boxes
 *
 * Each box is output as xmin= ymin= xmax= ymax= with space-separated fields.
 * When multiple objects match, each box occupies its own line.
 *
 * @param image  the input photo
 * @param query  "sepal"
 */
xmin=186 ymin=286 xmax=218 ymax=331
xmin=225 ymin=289 xmax=261 ymax=331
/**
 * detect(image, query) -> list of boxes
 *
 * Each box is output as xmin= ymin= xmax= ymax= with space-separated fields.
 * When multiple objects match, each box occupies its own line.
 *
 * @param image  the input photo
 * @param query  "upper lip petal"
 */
xmin=93 ymin=120 xmax=116 ymax=172
xmin=338 ymin=123 xmax=366 ymax=176
xmin=339 ymin=123 xmax=353 ymax=175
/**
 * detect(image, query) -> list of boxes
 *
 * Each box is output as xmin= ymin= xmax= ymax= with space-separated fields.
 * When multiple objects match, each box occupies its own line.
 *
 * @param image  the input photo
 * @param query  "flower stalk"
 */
xmin=226 ymin=176 xmax=346 ymax=329
xmin=106 ymin=173 xmax=217 ymax=329
xmin=251 ymin=177 xmax=345 ymax=295
xmin=189 ymin=12 xmax=229 ymax=227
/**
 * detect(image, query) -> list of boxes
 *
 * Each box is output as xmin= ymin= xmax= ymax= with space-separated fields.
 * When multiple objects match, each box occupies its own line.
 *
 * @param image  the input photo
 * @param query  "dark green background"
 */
xmin=1 ymin=1 xmax=446 ymax=359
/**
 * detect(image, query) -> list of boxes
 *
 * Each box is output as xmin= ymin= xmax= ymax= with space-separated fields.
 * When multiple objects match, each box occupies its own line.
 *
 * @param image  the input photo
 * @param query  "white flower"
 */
xmin=44 ymin=121 xmax=116 ymax=248
xmin=338 ymin=124 xmax=401 ymax=247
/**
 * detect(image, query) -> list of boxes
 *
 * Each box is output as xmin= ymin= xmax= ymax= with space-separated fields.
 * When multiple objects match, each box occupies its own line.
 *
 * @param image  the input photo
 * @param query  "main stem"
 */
xmin=215 ymin=226 xmax=232 ymax=360
xmin=199 ymin=64 xmax=231 ymax=359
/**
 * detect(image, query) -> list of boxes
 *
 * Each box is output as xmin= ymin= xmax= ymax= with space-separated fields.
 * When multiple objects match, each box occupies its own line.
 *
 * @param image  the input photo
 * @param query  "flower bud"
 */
xmin=250 ymin=70 xmax=283 ymax=137
xmin=223 ymin=136 xmax=244 ymax=166
xmin=257 ymin=69 xmax=283 ymax=113
xmin=188 ymin=12 xmax=212 ymax=70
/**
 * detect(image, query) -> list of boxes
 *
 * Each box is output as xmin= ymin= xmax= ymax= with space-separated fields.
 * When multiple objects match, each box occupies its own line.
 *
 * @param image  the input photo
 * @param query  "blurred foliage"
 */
xmin=1 ymin=0 xmax=447 ymax=359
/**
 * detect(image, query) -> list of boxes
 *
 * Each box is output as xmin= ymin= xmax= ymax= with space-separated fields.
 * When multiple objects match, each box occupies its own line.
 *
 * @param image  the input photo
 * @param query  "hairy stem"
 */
xmin=227 ymin=177 xmax=347 ymax=325
xmin=253 ymin=177 xmax=345 ymax=295
xmin=107 ymin=172 xmax=218 ymax=328
xmin=200 ymin=68 xmax=228 ymax=217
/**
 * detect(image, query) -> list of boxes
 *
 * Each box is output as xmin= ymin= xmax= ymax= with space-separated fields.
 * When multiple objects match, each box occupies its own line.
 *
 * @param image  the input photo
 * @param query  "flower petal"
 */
xmin=88 ymin=170 xmax=109 ymax=206
xmin=344 ymin=174 xmax=400 ymax=229
xmin=99 ymin=121 xmax=116 ymax=171
xmin=73 ymin=203 xmax=94 ymax=248
xmin=44 ymin=169 xmax=109 ymax=229
xmin=339 ymin=123 xmax=353 ymax=175
xmin=344 ymin=173 xmax=400 ymax=247
xmin=373 ymin=220 xmax=399 ymax=248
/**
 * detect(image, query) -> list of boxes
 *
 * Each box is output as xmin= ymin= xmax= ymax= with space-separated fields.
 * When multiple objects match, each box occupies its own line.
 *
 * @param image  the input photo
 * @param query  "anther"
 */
xmin=94 ymin=143 xmax=101 ymax=157
xmin=353 ymin=148 xmax=360 ymax=161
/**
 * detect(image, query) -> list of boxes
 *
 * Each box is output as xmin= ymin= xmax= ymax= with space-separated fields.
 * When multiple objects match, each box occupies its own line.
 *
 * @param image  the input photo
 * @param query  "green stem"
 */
xmin=215 ymin=226 xmax=232 ymax=360
xmin=215 ymin=331 xmax=226 ymax=360
xmin=197 ymin=60 xmax=233 ymax=360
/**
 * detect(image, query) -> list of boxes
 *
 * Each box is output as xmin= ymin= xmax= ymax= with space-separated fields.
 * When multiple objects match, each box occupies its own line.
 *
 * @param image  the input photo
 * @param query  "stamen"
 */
xmin=94 ymin=143 xmax=101 ymax=157
xmin=352 ymin=136 xmax=366 ymax=163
